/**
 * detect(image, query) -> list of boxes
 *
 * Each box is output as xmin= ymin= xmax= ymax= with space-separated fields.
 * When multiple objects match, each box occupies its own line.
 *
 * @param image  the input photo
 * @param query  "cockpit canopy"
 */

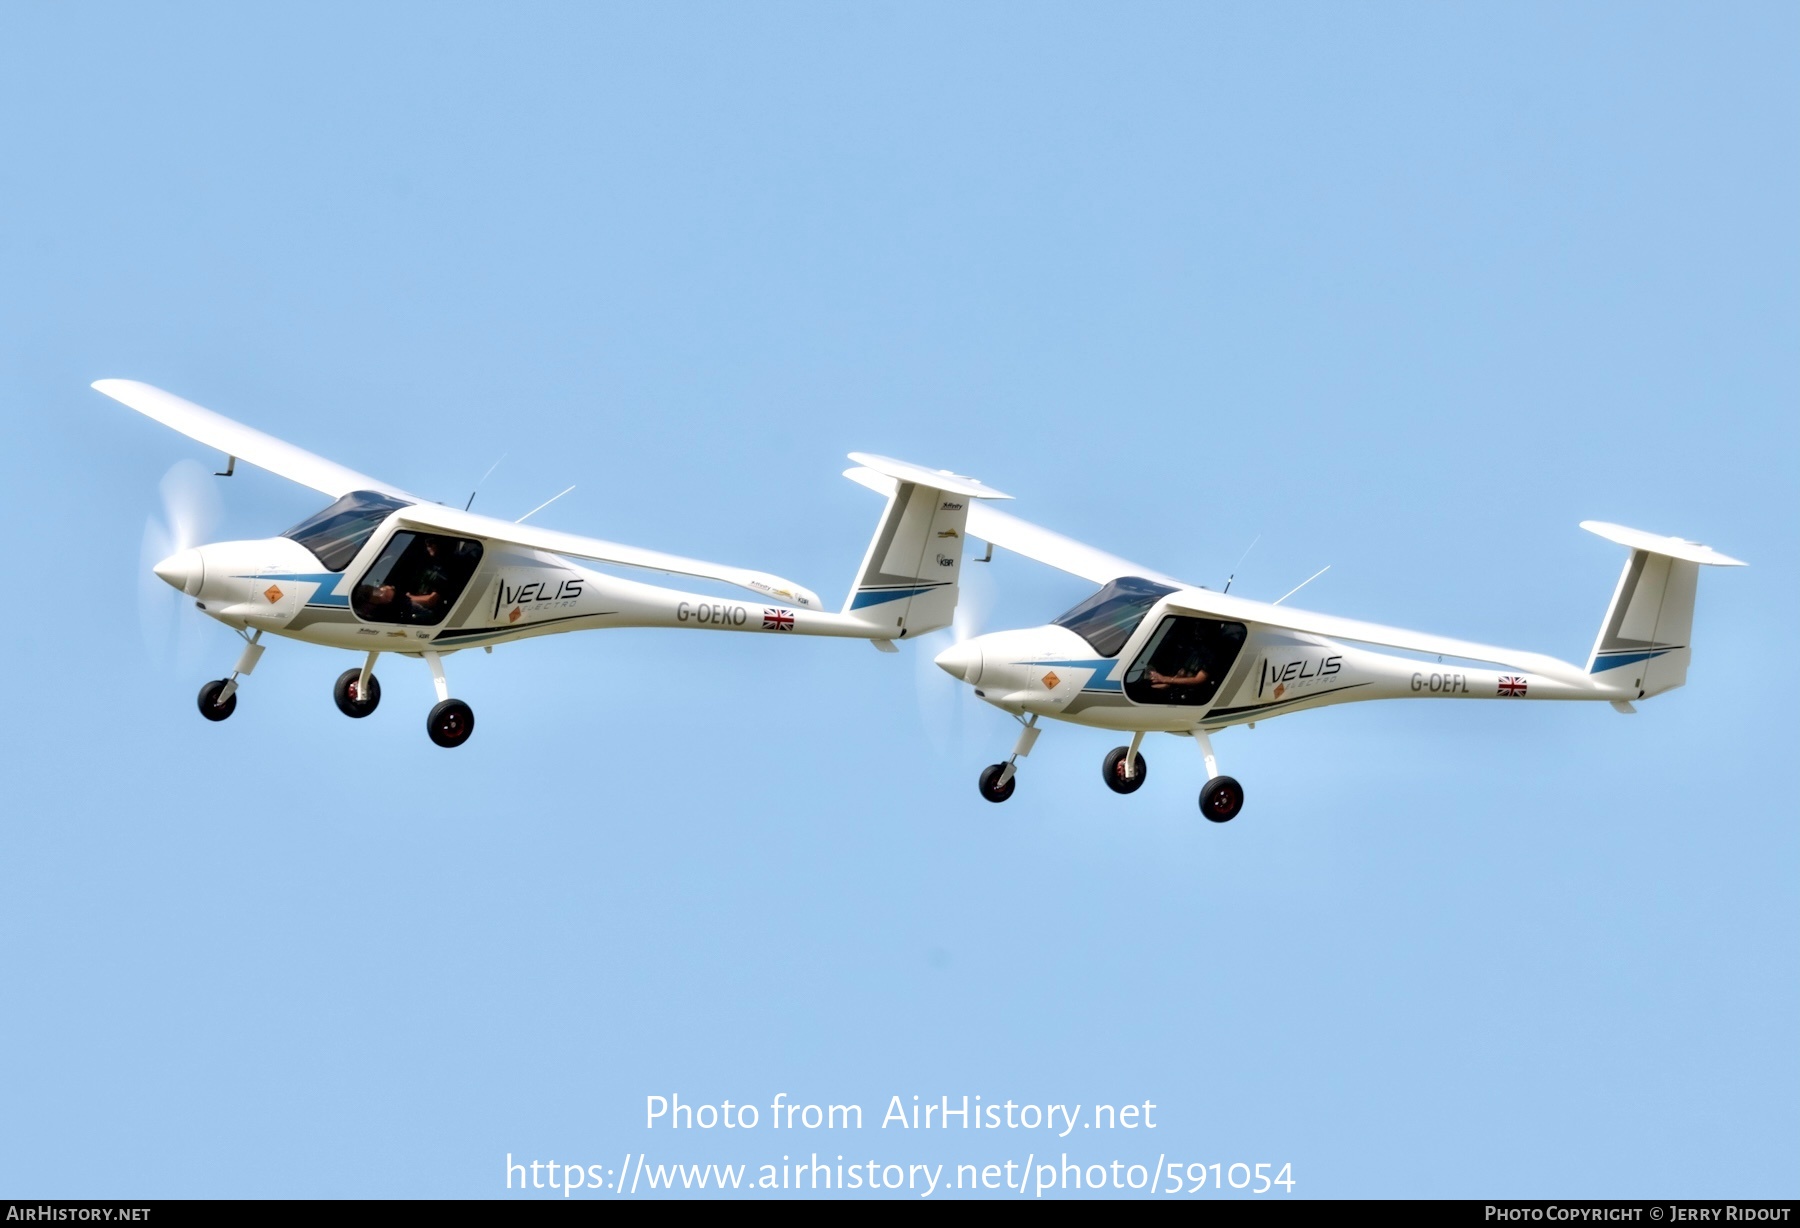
xmin=282 ymin=490 xmax=413 ymax=572
xmin=1052 ymin=576 xmax=1176 ymax=657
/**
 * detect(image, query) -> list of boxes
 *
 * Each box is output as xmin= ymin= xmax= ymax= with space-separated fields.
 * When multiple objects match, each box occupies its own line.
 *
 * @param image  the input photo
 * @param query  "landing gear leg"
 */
xmin=978 ymin=714 xmax=1040 ymax=803
xmin=197 ymin=630 xmax=264 ymax=722
xmin=1194 ymin=729 xmax=1244 ymax=822
xmin=333 ymin=651 xmax=382 ymax=718
xmin=1102 ymin=730 xmax=1148 ymax=795
xmin=423 ymin=650 xmax=475 ymax=748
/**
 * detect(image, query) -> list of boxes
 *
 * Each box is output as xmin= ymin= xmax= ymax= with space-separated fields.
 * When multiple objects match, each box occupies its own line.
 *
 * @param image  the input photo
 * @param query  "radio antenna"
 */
xmin=1222 ymin=534 xmax=1260 ymax=595
xmin=517 ymin=484 xmax=577 ymax=524
xmin=1273 ymin=565 xmax=1331 ymax=606
xmin=465 ymin=452 xmax=508 ymax=511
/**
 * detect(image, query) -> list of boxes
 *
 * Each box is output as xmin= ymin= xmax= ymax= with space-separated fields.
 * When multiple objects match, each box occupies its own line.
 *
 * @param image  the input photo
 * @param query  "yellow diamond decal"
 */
xmin=1041 ymin=671 xmax=1061 ymax=690
xmin=263 ymin=584 xmax=283 ymax=604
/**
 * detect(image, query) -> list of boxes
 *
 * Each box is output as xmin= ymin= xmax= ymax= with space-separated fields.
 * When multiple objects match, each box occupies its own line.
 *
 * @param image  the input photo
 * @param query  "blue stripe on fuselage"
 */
xmin=235 ymin=572 xmax=350 ymax=607
xmin=1030 ymin=657 xmax=1124 ymax=692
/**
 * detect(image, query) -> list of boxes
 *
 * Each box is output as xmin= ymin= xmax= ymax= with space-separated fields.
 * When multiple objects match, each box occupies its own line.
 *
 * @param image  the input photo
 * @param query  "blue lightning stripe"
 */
xmin=234 ymin=572 xmax=351 ymax=607
xmin=849 ymin=584 xmax=947 ymax=610
xmin=1589 ymin=647 xmax=1678 ymax=673
xmin=1030 ymin=657 xmax=1124 ymax=692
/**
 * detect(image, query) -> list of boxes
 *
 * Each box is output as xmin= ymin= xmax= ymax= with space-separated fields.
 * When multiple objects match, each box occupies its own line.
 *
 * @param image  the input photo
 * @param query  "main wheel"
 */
xmin=1198 ymin=775 xmax=1244 ymax=823
xmin=977 ymin=763 xmax=1016 ymax=803
xmin=1101 ymin=746 xmax=1148 ymax=794
xmin=196 ymin=679 xmax=236 ymax=722
xmin=427 ymin=698 xmax=475 ymax=748
xmin=333 ymin=669 xmax=381 ymax=718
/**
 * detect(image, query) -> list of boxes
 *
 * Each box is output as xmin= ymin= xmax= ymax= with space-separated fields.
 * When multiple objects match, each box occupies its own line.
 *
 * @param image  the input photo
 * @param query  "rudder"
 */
xmin=1581 ymin=521 xmax=1744 ymax=698
xmin=842 ymin=454 xmax=1011 ymax=638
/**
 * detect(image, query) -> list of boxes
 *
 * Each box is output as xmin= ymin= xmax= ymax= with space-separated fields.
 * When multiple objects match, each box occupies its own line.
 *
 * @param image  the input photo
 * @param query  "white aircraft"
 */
xmin=844 ymin=467 xmax=1748 ymax=821
xmin=101 ymin=380 xmax=1009 ymax=747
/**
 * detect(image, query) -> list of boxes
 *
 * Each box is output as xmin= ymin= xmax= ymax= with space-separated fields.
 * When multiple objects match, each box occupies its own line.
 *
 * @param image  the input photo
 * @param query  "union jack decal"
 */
xmin=1497 ymin=675 xmax=1528 ymax=697
xmin=763 ymin=608 xmax=795 ymax=631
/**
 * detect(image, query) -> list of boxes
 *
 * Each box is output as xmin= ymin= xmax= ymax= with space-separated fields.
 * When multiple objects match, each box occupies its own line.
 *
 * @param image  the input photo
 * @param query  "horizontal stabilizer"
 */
xmin=843 ymin=468 xmax=1186 ymax=589
xmin=845 ymin=453 xmax=1012 ymax=501
xmin=1580 ymin=521 xmax=1745 ymax=567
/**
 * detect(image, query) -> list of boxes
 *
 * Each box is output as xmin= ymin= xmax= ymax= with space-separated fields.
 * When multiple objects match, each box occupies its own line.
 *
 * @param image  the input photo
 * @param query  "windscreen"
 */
xmin=1051 ymin=576 xmax=1176 ymax=657
xmin=282 ymin=490 xmax=412 ymax=572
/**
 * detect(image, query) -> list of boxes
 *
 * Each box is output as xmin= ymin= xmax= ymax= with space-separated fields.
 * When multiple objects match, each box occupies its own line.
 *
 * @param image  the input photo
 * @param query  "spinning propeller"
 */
xmin=138 ymin=460 xmax=222 ymax=668
xmin=913 ymin=560 xmax=997 ymax=756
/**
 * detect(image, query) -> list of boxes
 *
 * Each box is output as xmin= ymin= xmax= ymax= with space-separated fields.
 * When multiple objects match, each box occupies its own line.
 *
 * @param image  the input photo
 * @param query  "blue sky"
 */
xmin=1 ymin=2 xmax=1794 ymax=1199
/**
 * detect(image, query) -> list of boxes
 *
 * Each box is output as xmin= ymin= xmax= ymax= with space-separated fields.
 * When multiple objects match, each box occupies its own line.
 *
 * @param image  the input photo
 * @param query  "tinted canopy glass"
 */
xmin=1122 ymin=615 xmax=1247 ymax=707
xmin=352 ymin=531 xmax=484 ymax=626
xmin=1051 ymin=576 xmax=1176 ymax=658
xmin=282 ymin=490 xmax=412 ymax=572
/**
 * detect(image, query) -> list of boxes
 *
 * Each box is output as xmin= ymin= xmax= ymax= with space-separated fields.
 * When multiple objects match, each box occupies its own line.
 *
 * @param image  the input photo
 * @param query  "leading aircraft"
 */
xmin=102 ymin=380 xmax=1006 ymax=747
xmin=840 ymin=466 xmax=1746 ymax=822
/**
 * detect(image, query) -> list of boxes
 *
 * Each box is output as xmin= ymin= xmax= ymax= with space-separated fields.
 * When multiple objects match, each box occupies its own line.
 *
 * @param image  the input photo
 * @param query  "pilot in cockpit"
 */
xmin=1146 ymin=628 xmax=1213 ymax=691
xmin=1147 ymin=663 xmax=1210 ymax=690
xmin=404 ymin=538 xmax=450 ymax=618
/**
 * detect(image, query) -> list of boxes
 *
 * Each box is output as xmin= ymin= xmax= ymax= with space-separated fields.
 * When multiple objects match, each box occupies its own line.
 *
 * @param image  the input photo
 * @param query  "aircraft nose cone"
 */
xmin=934 ymin=640 xmax=984 ymax=685
xmin=153 ymin=549 xmax=204 ymax=597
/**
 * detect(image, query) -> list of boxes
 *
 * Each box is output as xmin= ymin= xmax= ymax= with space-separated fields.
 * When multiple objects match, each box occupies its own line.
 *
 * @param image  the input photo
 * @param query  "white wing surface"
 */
xmin=99 ymin=379 xmax=822 ymax=606
xmin=395 ymin=502 xmax=823 ymax=609
xmin=1165 ymin=588 xmax=1590 ymax=685
xmin=842 ymin=466 xmax=1185 ymax=588
xmin=93 ymin=379 xmax=411 ymax=499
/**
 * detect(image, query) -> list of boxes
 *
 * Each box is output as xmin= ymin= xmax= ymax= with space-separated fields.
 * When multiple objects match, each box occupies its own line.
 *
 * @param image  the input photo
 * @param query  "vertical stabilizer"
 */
xmin=841 ymin=455 xmax=1011 ymax=638
xmin=1580 ymin=521 xmax=1744 ymax=699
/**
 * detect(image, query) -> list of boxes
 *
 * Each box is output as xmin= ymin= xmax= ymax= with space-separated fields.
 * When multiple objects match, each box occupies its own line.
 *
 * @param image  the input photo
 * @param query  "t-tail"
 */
xmin=840 ymin=454 xmax=1011 ymax=639
xmin=1581 ymin=521 xmax=1745 ymax=700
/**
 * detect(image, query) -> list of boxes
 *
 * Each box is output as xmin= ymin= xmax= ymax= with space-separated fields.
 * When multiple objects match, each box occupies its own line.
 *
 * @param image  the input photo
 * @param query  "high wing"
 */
xmin=97 ymin=378 xmax=822 ymax=608
xmin=842 ymin=466 xmax=1187 ymax=588
xmin=855 ymin=465 xmax=1590 ymax=683
xmin=1167 ymin=587 xmax=1589 ymax=685
xmin=394 ymin=501 xmax=822 ymax=608
xmin=95 ymin=378 xmax=412 ymax=499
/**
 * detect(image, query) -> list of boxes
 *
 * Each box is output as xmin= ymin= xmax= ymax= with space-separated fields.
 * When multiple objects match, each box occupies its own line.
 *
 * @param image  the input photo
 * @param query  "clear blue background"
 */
xmin=2 ymin=1 xmax=1794 ymax=1199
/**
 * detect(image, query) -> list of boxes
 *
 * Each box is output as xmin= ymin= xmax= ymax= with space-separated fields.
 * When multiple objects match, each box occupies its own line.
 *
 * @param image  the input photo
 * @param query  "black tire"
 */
xmin=977 ymin=763 xmax=1016 ymax=803
xmin=196 ymin=679 xmax=236 ymax=722
xmin=427 ymin=698 xmax=475 ymax=748
xmin=1198 ymin=775 xmax=1244 ymax=823
xmin=333 ymin=668 xmax=382 ymax=718
xmin=1101 ymin=746 xmax=1148 ymax=794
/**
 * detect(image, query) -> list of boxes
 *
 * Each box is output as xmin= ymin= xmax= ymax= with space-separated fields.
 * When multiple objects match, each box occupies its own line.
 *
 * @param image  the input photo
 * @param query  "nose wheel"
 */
xmin=976 ymin=714 xmax=1040 ymax=803
xmin=196 ymin=679 xmax=237 ymax=721
xmin=977 ymin=763 xmax=1016 ymax=803
xmin=195 ymin=632 xmax=263 ymax=723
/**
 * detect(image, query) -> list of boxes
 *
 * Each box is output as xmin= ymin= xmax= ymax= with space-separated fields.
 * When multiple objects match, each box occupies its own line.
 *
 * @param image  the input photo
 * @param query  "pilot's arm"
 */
xmin=1147 ymin=667 xmax=1209 ymax=688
